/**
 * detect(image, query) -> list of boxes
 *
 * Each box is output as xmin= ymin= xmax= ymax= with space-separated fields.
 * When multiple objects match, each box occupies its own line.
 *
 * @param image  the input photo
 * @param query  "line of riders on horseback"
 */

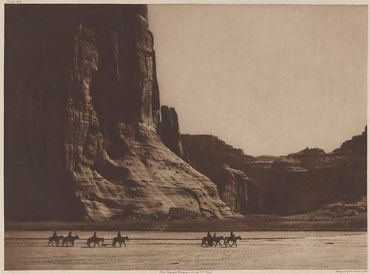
xmin=48 ymin=231 xmax=129 ymax=248
xmin=201 ymin=231 xmax=241 ymax=247
xmin=48 ymin=230 xmax=241 ymax=248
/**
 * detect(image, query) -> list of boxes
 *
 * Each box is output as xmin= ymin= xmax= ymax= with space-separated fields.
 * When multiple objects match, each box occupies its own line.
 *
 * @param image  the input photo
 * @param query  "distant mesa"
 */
xmin=180 ymin=127 xmax=367 ymax=215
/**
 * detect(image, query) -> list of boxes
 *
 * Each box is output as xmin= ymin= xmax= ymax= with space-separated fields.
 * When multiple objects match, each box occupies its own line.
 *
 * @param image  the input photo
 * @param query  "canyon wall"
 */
xmin=5 ymin=4 xmax=366 ymax=221
xmin=182 ymin=135 xmax=259 ymax=214
xmin=159 ymin=106 xmax=183 ymax=157
xmin=5 ymin=4 xmax=234 ymax=221
xmin=181 ymin=128 xmax=367 ymax=215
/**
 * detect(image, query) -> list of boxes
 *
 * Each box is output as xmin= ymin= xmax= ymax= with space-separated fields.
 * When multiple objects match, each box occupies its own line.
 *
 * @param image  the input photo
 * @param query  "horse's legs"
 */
xmin=123 ymin=241 xmax=126 ymax=247
xmin=94 ymin=242 xmax=96 ymax=247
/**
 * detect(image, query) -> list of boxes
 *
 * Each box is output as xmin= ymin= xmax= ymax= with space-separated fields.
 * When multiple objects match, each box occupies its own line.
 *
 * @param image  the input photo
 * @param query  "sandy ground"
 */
xmin=4 ymin=231 xmax=367 ymax=270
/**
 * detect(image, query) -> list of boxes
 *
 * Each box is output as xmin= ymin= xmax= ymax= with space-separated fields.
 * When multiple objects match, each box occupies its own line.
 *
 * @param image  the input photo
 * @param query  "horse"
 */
xmin=224 ymin=236 xmax=242 ymax=247
xmin=210 ymin=235 xmax=224 ymax=247
xmin=112 ymin=236 xmax=129 ymax=247
xmin=48 ymin=235 xmax=64 ymax=247
xmin=87 ymin=237 xmax=104 ymax=247
xmin=62 ymin=235 xmax=80 ymax=247
xmin=201 ymin=236 xmax=212 ymax=247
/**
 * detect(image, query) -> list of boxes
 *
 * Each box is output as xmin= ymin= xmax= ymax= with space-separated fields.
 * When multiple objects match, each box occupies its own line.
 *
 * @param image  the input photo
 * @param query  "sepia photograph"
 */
xmin=3 ymin=2 xmax=368 ymax=271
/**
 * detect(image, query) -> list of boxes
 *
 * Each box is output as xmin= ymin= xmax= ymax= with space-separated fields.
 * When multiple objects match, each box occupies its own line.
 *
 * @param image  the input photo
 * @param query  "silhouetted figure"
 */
xmin=62 ymin=232 xmax=80 ymax=247
xmin=207 ymin=231 xmax=211 ymax=238
xmin=117 ymin=231 xmax=122 ymax=238
xmin=87 ymin=234 xmax=104 ymax=248
xmin=48 ymin=231 xmax=62 ymax=247
xmin=230 ymin=231 xmax=235 ymax=238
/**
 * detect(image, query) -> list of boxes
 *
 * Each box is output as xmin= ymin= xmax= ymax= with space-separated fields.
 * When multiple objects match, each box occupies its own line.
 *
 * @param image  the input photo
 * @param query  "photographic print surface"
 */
xmin=4 ymin=3 xmax=367 ymax=270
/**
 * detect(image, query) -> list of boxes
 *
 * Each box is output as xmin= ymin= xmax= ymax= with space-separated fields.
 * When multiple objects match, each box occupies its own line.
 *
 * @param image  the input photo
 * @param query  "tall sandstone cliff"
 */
xmin=5 ymin=5 xmax=234 ymax=221
xmin=181 ymin=128 xmax=367 ymax=215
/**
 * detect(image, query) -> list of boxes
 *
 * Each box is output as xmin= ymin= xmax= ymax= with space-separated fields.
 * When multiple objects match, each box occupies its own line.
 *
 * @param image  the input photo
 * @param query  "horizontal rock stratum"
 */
xmin=5 ymin=5 xmax=235 ymax=221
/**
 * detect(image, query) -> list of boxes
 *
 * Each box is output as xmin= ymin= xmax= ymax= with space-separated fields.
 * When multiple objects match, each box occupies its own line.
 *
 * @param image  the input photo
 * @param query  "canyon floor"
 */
xmin=4 ymin=230 xmax=367 ymax=270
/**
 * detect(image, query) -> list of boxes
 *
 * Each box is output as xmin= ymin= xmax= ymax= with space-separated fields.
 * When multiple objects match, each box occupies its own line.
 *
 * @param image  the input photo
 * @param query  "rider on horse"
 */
xmin=53 ymin=231 xmax=57 ymax=237
xmin=92 ymin=232 xmax=97 ymax=239
xmin=68 ymin=231 xmax=72 ymax=237
xmin=117 ymin=231 xmax=122 ymax=238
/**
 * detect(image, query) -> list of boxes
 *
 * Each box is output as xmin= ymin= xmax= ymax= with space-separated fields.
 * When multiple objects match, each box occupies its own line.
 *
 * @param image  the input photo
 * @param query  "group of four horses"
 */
xmin=48 ymin=231 xmax=129 ymax=248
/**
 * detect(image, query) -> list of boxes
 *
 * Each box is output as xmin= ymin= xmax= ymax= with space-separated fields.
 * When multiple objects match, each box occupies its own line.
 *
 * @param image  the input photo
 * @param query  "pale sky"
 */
xmin=148 ymin=5 xmax=367 ymax=156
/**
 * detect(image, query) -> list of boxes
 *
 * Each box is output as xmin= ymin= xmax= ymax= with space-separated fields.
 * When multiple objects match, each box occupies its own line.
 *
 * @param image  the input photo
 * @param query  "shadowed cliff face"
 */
xmin=181 ymin=128 xmax=367 ymax=215
xmin=5 ymin=5 xmax=234 ymax=221
xmin=181 ymin=135 xmax=259 ymax=214
xmin=159 ymin=106 xmax=183 ymax=157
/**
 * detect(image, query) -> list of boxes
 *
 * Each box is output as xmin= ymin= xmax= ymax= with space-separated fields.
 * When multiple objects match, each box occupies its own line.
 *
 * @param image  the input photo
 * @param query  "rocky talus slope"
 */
xmin=5 ymin=5 xmax=234 ymax=221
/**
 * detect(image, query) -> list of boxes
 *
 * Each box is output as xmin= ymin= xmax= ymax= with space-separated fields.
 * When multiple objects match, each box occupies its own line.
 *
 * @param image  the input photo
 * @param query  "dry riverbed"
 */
xmin=4 ymin=231 xmax=367 ymax=270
